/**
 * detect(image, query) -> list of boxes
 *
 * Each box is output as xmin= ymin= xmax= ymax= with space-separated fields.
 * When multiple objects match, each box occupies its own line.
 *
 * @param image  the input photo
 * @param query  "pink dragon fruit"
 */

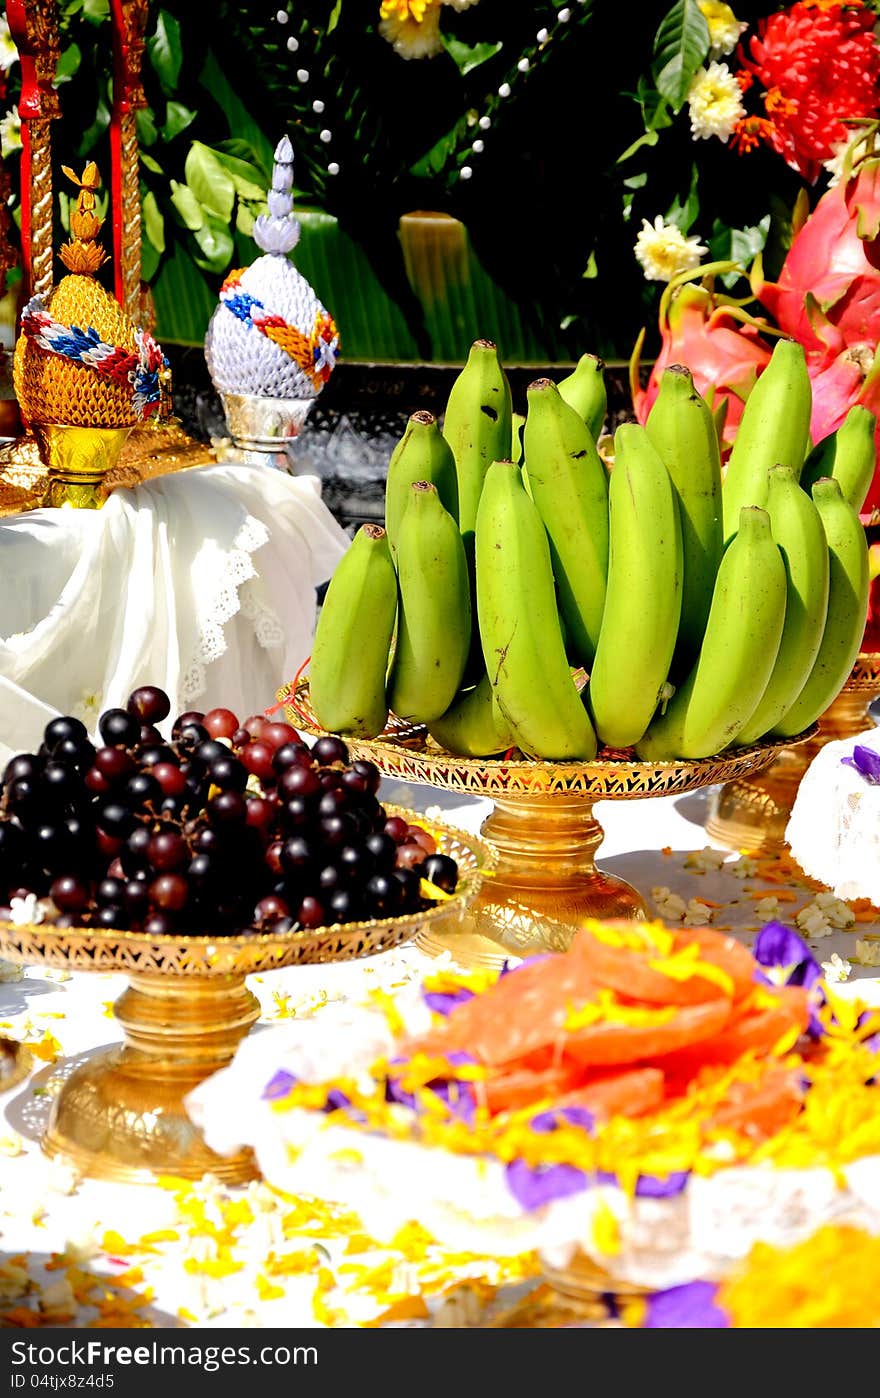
xmin=632 ymin=268 xmax=774 ymax=449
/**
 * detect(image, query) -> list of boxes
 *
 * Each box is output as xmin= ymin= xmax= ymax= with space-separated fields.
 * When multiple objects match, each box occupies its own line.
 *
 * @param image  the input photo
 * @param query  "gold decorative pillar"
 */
xmin=6 ymin=0 xmax=61 ymax=301
xmin=109 ymin=0 xmax=150 ymax=321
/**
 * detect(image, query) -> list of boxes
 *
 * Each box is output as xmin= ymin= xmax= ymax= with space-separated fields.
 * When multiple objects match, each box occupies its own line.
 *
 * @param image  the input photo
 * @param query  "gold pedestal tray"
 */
xmin=706 ymin=653 xmax=880 ymax=855
xmin=283 ymin=681 xmax=809 ymax=966
xmin=0 ymin=812 xmax=487 ymax=1185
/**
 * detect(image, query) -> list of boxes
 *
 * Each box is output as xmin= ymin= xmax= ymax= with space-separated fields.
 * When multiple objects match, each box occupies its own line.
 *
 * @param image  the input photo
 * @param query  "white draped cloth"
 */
xmin=0 ymin=461 xmax=348 ymax=760
xmin=787 ymin=722 xmax=880 ymax=904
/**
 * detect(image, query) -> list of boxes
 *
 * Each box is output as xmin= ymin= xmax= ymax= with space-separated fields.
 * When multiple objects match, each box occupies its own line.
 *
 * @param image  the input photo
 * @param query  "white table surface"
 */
xmin=0 ymin=776 xmax=877 ymax=1328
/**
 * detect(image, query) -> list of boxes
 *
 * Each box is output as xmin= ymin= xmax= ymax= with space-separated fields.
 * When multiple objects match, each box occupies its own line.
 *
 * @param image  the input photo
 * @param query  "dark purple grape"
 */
xmin=318 ymin=789 xmax=351 ymax=818
xmin=124 ymin=879 xmax=150 ymax=913
xmin=327 ymin=888 xmax=358 ymax=923
xmin=255 ymin=894 xmax=289 ymax=924
xmin=34 ymin=823 xmax=68 ymax=869
xmin=96 ymin=876 xmax=126 ymax=907
xmin=313 ymin=736 xmax=349 ymax=766
xmin=138 ymin=745 xmax=178 ymax=768
xmin=364 ymin=873 xmax=402 ymax=917
xmin=297 ymin=895 xmax=326 ymax=929
xmin=95 ymin=905 xmax=127 ymax=929
xmin=42 ymin=761 xmax=80 ymax=803
xmin=50 ymin=736 xmax=95 ymax=771
xmin=96 ymin=802 xmax=136 ymax=838
xmin=208 ymin=756 xmax=247 ymax=792
xmin=339 ymin=844 xmax=371 ymax=881
xmin=351 ymin=759 xmax=381 ymax=794
xmin=94 ymin=746 xmax=136 ymax=782
xmin=148 ymin=831 xmax=188 ymax=872
xmin=3 ymin=754 xmax=42 ymax=786
xmin=159 ymin=795 xmax=187 ymax=819
xmin=318 ymin=864 xmax=342 ymax=893
xmin=138 ymin=724 xmax=162 ymax=748
xmin=392 ymin=868 xmax=421 ymax=908
xmin=127 ymin=686 xmax=171 ymax=724
xmin=239 ymin=742 xmax=275 ymax=782
xmin=272 ymin=742 xmax=313 ymax=773
xmin=6 ymin=777 xmax=40 ymax=821
xmin=187 ymin=854 xmax=220 ymax=893
xmin=365 ymin=833 xmax=397 ymax=870
xmin=124 ymin=772 xmax=162 ymax=808
xmin=98 ymin=708 xmax=141 ymax=748
xmin=121 ymin=825 xmax=151 ymax=874
xmin=0 ymin=822 xmax=25 ymax=867
xmin=44 ymin=715 xmax=88 ymax=750
xmin=175 ymin=723 xmax=210 ymax=752
xmin=269 ymin=915 xmax=295 ymax=935
xmin=193 ymin=827 xmax=222 ymax=855
xmin=319 ymin=813 xmax=356 ymax=848
xmin=172 ymin=710 xmax=205 ymax=740
xmin=339 ymin=769 xmax=370 ymax=797
xmin=317 ymin=768 xmax=342 ymax=793
xmin=279 ymin=765 xmax=321 ymax=800
xmin=208 ymin=791 xmax=247 ymax=826
xmin=50 ymin=874 xmax=90 ymax=912
xmin=192 ymin=740 xmax=231 ymax=769
xmin=143 ymin=912 xmax=172 ymax=936
xmin=420 ymin=853 xmax=458 ymax=893
xmin=281 ymin=836 xmax=315 ymax=875
xmin=149 ymin=873 xmax=189 ymax=911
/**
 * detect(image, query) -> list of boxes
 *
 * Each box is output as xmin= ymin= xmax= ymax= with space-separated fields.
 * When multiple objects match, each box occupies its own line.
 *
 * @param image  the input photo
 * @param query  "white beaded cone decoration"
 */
xmin=204 ymin=136 xmax=339 ymax=401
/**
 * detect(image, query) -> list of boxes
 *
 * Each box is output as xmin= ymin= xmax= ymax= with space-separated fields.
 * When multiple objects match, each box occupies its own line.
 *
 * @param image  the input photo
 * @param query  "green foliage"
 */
xmin=651 ymin=0 xmax=710 ymax=111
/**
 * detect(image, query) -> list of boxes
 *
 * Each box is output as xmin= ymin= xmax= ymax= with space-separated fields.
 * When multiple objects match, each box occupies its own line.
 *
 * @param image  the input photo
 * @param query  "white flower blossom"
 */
xmin=39 ymin=1277 xmax=76 ymax=1322
xmin=854 ymin=939 xmax=880 ymax=968
xmin=795 ymin=893 xmax=855 ymax=941
xmin=729 ymin=855 xmax=757 ymax=879
xmin=46 ymin=1157 xmax=80 ymax=1196
xmin=683 ymin=898 xmax=716 ymax=927
xmin=684 ymin=846 xmax=727 ymax=873
xmin=0 ymin=18 xmax=18 ymax=73
xmin=698 ymin=1 xmax=747 ymax=58
xmin=9 ymin=893 xmax=50 ymax=927
xmin=754 ymin=896 xmax=781 ymax=924
xmin=442 ymin=0 xmax=480 ymax=9
xmin=634 ymin=216 xmax=707 ymax=283
xmin=823 ymin=126 xmax=874 ymax=186
xmin=651 ymin=886 xmax=688 ymax=921
xmin=379 ymin=7 xmax=443 ymax=59
xmin=0 ymin=107 xmax=21 ymax=159
xmin=821 ymin=952 xmax=852 ymax=984
xmin=687 ymin=62 xmax=745 ymax=142
xmin=0 ymin=1260 xmax=30 ymax=1302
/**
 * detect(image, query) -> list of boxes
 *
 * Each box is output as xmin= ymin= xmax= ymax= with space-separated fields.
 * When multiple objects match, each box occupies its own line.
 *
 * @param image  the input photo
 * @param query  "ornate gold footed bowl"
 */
xmin=706 ymin=653 xmax=880 ymax=855
xmin=283 ymin=681 xmax=809 ymax=967
xmin=0 ymin=812 xmax=487 ymax=1186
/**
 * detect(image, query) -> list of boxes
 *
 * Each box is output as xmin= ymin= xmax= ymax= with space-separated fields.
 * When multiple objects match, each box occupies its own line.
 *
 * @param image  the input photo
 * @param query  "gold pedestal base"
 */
xmin=44 ymin=972 xmax=260 ymax=1184
xmin=34 ymin=424 xmax=133 ymax=510
xmin=416 ymin=794 xmax=645 ymax=968
xmin=707 ymin=657 xmax=880 ymax=854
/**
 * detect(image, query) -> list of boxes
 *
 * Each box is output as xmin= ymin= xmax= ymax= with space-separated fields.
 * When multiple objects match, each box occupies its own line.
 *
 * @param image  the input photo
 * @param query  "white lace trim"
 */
xmin=238 ymin=578 xmax=285 ymax=651
xmin=179 ymin=515 xmax=270 ymax=705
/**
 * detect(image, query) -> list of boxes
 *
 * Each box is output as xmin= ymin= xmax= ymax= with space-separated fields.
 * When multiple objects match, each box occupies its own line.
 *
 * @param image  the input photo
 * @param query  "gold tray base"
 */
xmin=706 ymin=655 xmax=880 ymax=854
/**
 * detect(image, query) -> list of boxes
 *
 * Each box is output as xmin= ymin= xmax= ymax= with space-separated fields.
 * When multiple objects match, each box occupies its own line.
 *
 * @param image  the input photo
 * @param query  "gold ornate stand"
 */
xmin=706 ymin=653 xmax=880 ymax=854
xmin=0 ymin=811 xmax=487 ymax=1184
xmin=285 ymin=681 xmax=807 ymax=965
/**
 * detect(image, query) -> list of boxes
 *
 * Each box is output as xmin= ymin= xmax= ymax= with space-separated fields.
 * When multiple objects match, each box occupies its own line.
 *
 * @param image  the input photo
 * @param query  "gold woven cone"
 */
xmin=14 ymin=274 xmax=140 ymax=429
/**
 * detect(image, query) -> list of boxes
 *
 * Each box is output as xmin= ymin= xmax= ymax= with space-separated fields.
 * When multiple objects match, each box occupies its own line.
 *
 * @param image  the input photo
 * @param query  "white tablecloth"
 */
xmin=0 ymin=777 xmax=877 ymax=1328
xmin=0 ymin=462 xmax=348 ymax=762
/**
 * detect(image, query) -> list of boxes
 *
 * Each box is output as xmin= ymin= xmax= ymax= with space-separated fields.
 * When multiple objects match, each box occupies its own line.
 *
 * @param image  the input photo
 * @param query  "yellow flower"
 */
xmin=379 ymin=0 xmax=443 ymax=59
xmin=720 ymin=1226 xmax=880 ymax=1327
xmin=687 ymin=62 xmax=745 ymax=142
xmin=697 ymin=1 xmax=747 ymax=58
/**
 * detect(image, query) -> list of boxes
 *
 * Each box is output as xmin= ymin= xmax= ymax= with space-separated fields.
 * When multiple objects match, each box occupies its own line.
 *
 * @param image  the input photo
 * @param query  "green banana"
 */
xmin=799 ymin=404 xmax=877 ymax=514
xmin=523 ymin=378 xmax=610 ymax=669
xmin=636 ymin=507 xmax=787 ymax=760
xmin=387 ymin=482 xmax=471 ymax=724
xmin=427 ymin=672 xmax=514 ymax=757
xmin=587 ymin=423 xmax=682 ymax=748
xmin=384 ymin=411 xmax=459 ymax=559
xmin=310 ymin=524 xmax=397 ymax=738
xmin=645 ymin=364 xmax=723 ymax=674
xmin=558 ymin=353 xmax=607 ymax=443
xmin=771 ymin=477 xmax=870 ymax=738
xmin=511 ymin=411 xmax=525 ymax=465
xmin=476 ymin=461 xmax=597 ymax=760
xmin=721 ymin=338 xmax=812 ymax=544
xmin=737 ymin=466 xmax=830 ymax=745
xmin=442 ymin=339 xmax=512 ymax=538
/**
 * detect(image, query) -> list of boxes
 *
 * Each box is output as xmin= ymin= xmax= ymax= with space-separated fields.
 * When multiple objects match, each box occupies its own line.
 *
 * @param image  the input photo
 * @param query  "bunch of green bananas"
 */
xmin=310 ymin=335 xmax=873 ymax=763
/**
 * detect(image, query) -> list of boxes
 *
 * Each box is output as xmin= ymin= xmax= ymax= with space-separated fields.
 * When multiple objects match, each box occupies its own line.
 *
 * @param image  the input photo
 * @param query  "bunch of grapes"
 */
xmin=0 ymin=687 xmax=459 ymax=937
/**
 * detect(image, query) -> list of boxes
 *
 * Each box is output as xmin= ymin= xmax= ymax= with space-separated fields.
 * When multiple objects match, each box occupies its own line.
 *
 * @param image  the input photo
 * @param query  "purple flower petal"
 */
xmin=643 ymin=1280 xmax=729 ymax=1329
xmin=531 ymin=1105 xmax=596 ymax=1135
xmin=634 ymin=1171 xmax=690 ymax=1198
xmin=505 ymin=1158 xmax=588 ymax=1210
xmin=423 ymin=989 xmax=474 ymax=1016
xmin=753 ymin=922 xmax=822 ymax=989
xmin=844 ymin=744 xmax=880 ymax=784
xmin=261 ymin=1069 xmax=297 ymax=1101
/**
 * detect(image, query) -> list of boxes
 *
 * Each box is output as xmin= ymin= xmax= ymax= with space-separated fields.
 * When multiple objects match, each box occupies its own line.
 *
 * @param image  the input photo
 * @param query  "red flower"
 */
xmin=738 ymin=2 xmax=880 ymax=181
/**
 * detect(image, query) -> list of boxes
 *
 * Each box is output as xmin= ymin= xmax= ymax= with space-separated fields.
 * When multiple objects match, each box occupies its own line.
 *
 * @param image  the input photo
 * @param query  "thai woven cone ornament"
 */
xmin=13 ymin=163 xmax=167 ymax=431
xmin=204 ymin=135 xmax=340 ymax=403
